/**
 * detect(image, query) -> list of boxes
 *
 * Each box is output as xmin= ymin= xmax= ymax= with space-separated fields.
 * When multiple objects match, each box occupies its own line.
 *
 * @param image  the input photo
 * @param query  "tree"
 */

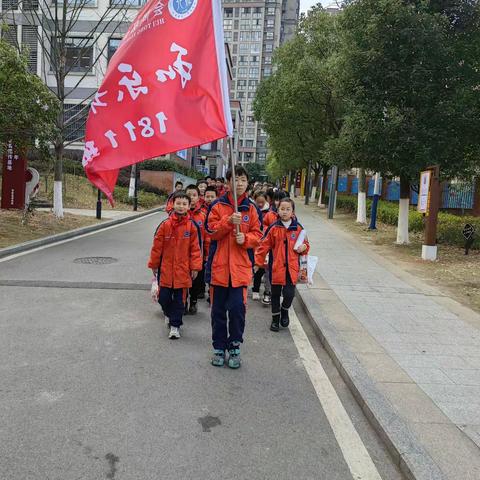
xmin=244 ymin=162 xmax=265 ymax=182
xmin=1 ymin=0 xmax=135 ymax=216
xmin=254 ymin=6 xmax=344 ymax=195
xmin=335 ymin=0 xmax=480 ymax=243
xmin=0 ymin=37 xmax=59 ymax=153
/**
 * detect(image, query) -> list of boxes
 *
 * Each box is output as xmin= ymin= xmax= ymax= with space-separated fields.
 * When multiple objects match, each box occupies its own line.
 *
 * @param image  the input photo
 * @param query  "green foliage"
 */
xmin=244 ymin=162 xmax=265 ymax=181
xmin=113 ymin=185 xmax=161 ymax=209
xmin=141 ymin=159 xmax=203 ymax=180
xmin=0 ymin=38 xmax=59 ymax=151
xmin=334 ymin=0 xmax=480 ymax=180
xmin=254 ymin=6 xmax=342 ymax=173
xmin=333 ymin=194 xmax=479 ymax=248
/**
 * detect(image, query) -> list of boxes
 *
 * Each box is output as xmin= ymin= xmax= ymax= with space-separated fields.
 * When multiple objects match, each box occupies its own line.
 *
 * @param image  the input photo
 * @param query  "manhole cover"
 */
xmin=73 ymin=257 xmax=118 ymax=265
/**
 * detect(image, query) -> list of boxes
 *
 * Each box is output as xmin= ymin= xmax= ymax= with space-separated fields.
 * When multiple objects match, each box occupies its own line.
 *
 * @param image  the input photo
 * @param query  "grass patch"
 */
xmin=0 ymin=209 xmax=100 ymax=249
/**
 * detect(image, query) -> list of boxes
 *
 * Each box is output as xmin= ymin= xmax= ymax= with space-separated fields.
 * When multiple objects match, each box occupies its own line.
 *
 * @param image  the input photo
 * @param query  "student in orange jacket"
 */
xmin=205 ymin=166 xmax=262 ymax=369
xmin=262 ymin=190 xmax=287 ymax=228
xmin=185 ymin=184 xmax=206 ymax=313
xmin=255 ymin=198 xmax=309 ymax=332
xmin=148 ymin=191 xmax=202 ymax=339
xmin=165 ymin=180 xmax=184 ymax=215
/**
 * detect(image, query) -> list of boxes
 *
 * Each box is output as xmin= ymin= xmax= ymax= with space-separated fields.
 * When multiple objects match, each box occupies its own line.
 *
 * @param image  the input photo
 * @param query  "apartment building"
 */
xmin=222 ymin=0 xmax=300 ymax=166
xmin=0 ymin=0 xmax=240 ymax=173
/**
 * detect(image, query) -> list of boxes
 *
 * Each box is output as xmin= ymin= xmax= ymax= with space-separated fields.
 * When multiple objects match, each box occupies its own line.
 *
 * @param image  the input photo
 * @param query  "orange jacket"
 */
xmin=205 ymin=193 xmax=262 ymax=287
xmin=263 ymin=208 xmax=278 ymax=229
xmin=189 ymin=203 xmax=206 ymax=243
xmin=255 ymin=218 xmax=310 ymax=286
xmin=165 ymin=193 xmax=175 ymax=215
xmin=148 ymin=213 xmax=203 ymax=289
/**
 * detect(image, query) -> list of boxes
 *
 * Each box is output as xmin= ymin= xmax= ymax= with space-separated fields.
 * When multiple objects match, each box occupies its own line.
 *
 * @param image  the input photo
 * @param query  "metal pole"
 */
xmin=305 ymin=160 xmax=311 ymax=206
xmin=369 ymin=172 xmax=382 ymax=230
xmin=228 ymin=137 xmax=240 ymax=234
xmin=96 ymin=189 xmax=102 ymax=219
xmin=328 ymin=165 xmax=338 ymax=219
xmin=133 ymin=164 xmax=138 ymax=211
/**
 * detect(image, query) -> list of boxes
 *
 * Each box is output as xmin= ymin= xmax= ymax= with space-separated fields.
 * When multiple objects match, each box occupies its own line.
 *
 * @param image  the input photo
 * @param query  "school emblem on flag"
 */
xmin=82 ymin=0 xmax=232 ymax=204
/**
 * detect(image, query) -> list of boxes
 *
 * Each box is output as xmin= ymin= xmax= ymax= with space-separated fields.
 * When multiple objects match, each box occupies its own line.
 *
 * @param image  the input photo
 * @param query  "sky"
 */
xmin=300 ymin=0 xmax=339 ymax=14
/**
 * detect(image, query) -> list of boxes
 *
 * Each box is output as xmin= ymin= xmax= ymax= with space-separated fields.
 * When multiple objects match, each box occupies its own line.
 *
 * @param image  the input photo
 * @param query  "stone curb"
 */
xmin=296 ymin=284 xmax=446 ymax=480
xmin=0 ymin=206 xmax=165 ymax=260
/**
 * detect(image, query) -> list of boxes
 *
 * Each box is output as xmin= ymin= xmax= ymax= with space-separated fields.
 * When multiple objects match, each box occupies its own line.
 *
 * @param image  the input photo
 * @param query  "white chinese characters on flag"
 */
xmin=83 ymin=0 xmax=232 ymax=204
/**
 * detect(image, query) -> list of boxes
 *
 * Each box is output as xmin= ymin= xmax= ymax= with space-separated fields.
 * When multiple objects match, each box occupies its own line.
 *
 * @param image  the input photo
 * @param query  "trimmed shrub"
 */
xmin=114 ymin=185 xmax=160 ymax=209
xmin=142 ymin=159 xmax=203 ymax=180
xmin=332 ymin=194 xmax=479 ymax=248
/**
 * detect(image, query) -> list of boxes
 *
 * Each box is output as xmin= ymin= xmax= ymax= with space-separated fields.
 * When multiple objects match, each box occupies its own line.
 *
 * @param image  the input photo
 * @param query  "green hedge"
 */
xmin=332 ymin=194 xmax=479 ymax=249
xmin=142 ymin=159 xmax=203 ymax=180
xmin=114 ymin=185 xmax=160 ymax=209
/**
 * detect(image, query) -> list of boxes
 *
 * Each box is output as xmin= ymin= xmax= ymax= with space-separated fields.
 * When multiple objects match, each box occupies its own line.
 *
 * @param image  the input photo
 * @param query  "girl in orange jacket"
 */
xmin=148 ymin=191 xmax=202 ymax=339
xmin=255 ymin=198 xmax=309 ymax=332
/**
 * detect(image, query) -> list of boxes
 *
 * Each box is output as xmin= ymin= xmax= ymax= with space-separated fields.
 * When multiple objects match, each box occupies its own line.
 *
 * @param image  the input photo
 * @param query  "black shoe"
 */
xmin=188 ymin=302 xmax=198 ymax=315
xmin=198 ymin=291 xmax=205 ymax=299
xmin=270 ymin=313 xmax=280 ymax=332
xmin=280 ymin=307 xmax=290 ymax=328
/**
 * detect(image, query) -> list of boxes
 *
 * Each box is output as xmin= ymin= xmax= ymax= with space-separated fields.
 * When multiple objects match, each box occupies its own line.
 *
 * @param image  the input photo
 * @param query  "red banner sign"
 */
xmin=83 ymin=0 xmax=232 ymax=204
xmin=1 ymin=141 xmax=26 ymax=209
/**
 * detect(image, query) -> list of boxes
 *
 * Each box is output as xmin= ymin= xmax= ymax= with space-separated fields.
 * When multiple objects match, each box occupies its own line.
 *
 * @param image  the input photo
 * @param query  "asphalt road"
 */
xmin=0 ymin=212 xmax=405 ymax=480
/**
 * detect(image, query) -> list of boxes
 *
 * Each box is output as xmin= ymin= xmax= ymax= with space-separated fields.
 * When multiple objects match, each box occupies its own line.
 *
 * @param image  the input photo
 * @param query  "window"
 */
xmin=250 ymin=43 xmax=260 ymax=53
xmin=267 ymin=7 xmax=275 ymax=15
xmin=247 ymin=115 xmax=255 ymax=123
xmin=267 ymin=19 xmax=274 ymax=28
xmin=238 ymin=67 xmax=248 ymax=77
xmin=224 ymin=7 xmax=233 ymax=17
xmin=22 ymin=25 xmax=38 ymax=73
xmin=238 ymin=55 xmax=248 ymax=65
xmin=239 ymin=43 xmax=249 ymax=53
xmin=264 ymin=67 xmax=272 ymax=76
xmin=240 ymin=19 xmax=250 ymax=30
xmin=64 ymin=103 xmax=88 ymax=142
xmin=233 ymin=32 xmax=238 ymax=41
xmin=252 ymin=19 xmax=262 ymax=30
xmin=237 ymin=91 xmax=245 ymax=99
xmin=224 ymin=31 xmax=232 ymax=42
xmin=110 ymin=0 xmax=144 ymax=5
xmin=2 ymin=0 xmax=18 ymax=9
xmin=232 ymin=44 xmax=238 ymax=54
xmin=250 ymin=55 xmax=259 ymax=64
xmin=245 ymin=140 xmax=254 ymax=147
xmin=252 ymin=31 xmax=262 ymax=41
xmin=54 ymin=37 xmax=93 ymax=73
xmin=241 ymin=7 xmax=250 ymax=14
xmin=108 ymin=38 xmax=121 ymax=63
xmin=265 ymin=44 xmax=273 ymax=52
xmin=239 ymin=31 xmax=250 ymax=41
xmin=248 ymin=91 xmax=256 ymax=98
xmin=248 ymin=67 xmax=259 ymax=78
xmin=266 ymin=32 xmax=274 ymax=40
xmin=223 ymin=18 xmax=233 ymax=29
xmin=264 ymin=55 xmax=272 ymax=64
xmin=234 ymin=7 xmax=239 ymax=17
xmin=1 ymin=24 xmax=18 ymax=47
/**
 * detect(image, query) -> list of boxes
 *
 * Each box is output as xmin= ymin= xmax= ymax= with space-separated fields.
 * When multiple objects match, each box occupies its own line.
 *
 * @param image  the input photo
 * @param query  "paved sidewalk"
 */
xmin=296 ymin=203 xmax=480 ymax=480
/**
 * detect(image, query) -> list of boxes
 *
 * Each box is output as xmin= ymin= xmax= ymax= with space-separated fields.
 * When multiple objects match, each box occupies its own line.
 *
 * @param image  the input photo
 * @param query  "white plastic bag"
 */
xmin=307 ymin=255 xmax=318 ymax=285
xmin=151 ymin=277 xmax=159 ymax=303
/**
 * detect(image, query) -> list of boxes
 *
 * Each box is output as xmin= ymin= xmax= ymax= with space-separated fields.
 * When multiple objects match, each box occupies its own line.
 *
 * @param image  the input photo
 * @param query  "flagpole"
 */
xmin=228 ymin=136 xmax=240 ymax=234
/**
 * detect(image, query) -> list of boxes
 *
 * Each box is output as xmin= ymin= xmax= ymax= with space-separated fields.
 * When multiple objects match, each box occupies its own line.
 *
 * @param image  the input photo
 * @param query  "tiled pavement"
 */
xmin=296 ymin=203 xmax=480 ymax=478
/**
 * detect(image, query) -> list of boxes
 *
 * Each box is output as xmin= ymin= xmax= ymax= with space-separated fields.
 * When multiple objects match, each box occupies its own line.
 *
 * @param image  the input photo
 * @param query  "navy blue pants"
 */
xmin=158 ymin=287 xmax=186 ymax=327
xmin=211 ymin=285 xmax=247 ymax=351
xmin=271 ymin=271 xmax=295 ymax=314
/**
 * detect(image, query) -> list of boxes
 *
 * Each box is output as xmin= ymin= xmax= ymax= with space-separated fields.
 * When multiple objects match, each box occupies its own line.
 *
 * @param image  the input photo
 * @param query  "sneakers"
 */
xmin=188 ymin=302 xmax=198 ymax=315
xmin=280 ymin=307 xmax=290 ymax=328
xmin=168 ymin=326 xmax=181 ymax=339
xmin=270 ymin=313 xmax=280 ymax=332
xmin=164 ymin=315 xmax=170 ymax=327
xmin=262 ymin=293 xmax=271 ymax=305
xmin=252 ymin=291 xmax=260 ymax=301
xmin=228 ymin=343 xmax=241 ymax=369
xmin=211 ymin=349 xmax=225 ymax=367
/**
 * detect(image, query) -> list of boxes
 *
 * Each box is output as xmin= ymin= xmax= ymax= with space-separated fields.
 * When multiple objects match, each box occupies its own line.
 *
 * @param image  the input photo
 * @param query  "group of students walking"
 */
xmin=148 ymin=166 xmax=309 ymax=369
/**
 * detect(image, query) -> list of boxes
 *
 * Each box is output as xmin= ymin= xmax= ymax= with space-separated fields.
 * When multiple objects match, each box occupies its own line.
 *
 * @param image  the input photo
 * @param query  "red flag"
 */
xmin=82 ymin=0 xmax=232 ymax=204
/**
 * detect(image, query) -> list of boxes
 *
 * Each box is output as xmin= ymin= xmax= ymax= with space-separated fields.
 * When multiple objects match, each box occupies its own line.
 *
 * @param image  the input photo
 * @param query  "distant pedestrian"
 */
xmin=148 ymin=191 xmax=202 ymax=339
xmin=165 ymin=180 xmax=184 ymax=215
xmin=255 ymin=198 xmax=309 ymax=332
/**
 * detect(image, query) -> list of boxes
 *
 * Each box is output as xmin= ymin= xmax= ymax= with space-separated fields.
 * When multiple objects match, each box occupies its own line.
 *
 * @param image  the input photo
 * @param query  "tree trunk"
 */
xmin=53 ymin=121 xmax=64 ymax=218
xmin=396 ymin=175 xmax=410 ymax=244
xmin=311 ymin=163 xmax=320 ymax=202
xmin=356 ymin=167 xmax=367 ymax=223
xmin=318 ymin=165 xmax=328 ymax=206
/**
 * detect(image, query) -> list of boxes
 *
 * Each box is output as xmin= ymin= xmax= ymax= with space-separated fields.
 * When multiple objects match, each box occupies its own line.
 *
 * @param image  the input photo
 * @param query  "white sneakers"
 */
xmin=164 ymin=315 xmax=170 ymax=327
xmin=252 ymin=292 xmax=260 ymax=301
xmin=169 ymin=326 xmax=180 ymax=339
